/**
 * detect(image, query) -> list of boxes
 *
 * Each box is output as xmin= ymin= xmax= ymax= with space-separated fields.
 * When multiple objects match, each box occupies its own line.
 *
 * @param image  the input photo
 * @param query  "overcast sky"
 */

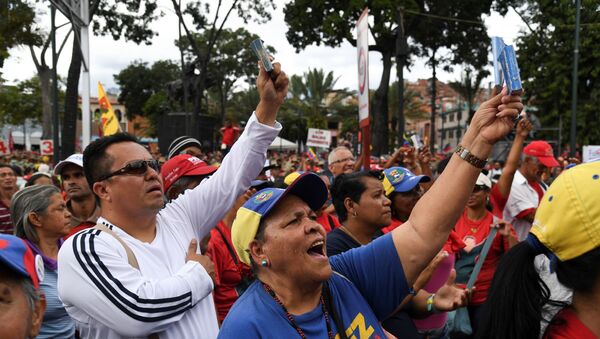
xmin=2 ymin=0 xmax=526 ymax=94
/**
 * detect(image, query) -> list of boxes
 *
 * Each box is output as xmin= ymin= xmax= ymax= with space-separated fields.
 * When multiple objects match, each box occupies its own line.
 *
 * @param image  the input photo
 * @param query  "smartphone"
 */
xmin=250 ymin=39 xmax=273 ymax=72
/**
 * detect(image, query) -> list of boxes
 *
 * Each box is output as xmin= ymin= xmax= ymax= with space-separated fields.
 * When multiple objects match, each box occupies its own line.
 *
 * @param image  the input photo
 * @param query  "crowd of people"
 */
xmin=0 ymin=60 xmax=597 ymax=339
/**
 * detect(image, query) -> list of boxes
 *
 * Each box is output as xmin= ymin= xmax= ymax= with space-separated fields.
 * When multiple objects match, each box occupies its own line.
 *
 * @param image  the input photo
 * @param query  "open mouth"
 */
xmin=307 ymin=240 xmax=326 ymax=258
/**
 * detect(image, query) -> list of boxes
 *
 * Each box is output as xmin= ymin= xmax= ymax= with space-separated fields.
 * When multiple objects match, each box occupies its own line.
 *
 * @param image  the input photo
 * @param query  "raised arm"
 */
xmin=392 ymin=89 xmax=523 ymax=285
xmin=163 ymin=63 xmax=288 ymax=239
xmin=496 ymin=118 xmax=532 ymax=197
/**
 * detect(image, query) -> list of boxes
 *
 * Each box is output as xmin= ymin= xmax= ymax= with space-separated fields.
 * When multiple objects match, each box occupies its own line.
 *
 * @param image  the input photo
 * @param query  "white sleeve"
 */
xmin=161 ymin=112 xmax=281 ymax=240
xmin=58 ymin=230 xmax=213 ymax=337
xmin=504 ymin=185 xmax=538 ymax=220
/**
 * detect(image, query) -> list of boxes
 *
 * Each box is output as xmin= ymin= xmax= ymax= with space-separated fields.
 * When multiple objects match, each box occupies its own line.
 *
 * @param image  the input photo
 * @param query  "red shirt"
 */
xmin=490 ymin=184 xmax=508 ymax=218
xmin=207 ymin=221 xmax=253 ymax=322
xmin=315 ymin=213 xmax=341 ymax=233
xmin=544 ymin=307 xmax=597 ymax=339
xmin=453 ymin=210 xmax=512 ymax=305
xmin=220 ymin=126 xmax=240 ymax=147
xmin=528 ymin=179 xmax=545 ymax=202
xmin=382 ymin=219 xmax=403 ymax=234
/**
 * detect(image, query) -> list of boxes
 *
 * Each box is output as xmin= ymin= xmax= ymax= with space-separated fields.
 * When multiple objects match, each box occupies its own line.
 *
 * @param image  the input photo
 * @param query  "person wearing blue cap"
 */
xmin=220 ymin=88 xmax=523 ymax=338
xmin=381 ymin=166 xmax=431 ymax=233
xmin=0 ymin=233 xmax=46 ymax=339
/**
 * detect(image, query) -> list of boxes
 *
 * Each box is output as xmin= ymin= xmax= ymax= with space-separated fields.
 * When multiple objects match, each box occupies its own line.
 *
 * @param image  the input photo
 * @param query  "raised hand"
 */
xmin=469 ymin=88 xmax=523 ymax=145
xmin=256 ymin=61 xmax=289 ymax=126
xmin=516 ymin=117 xmax=533 ymax=138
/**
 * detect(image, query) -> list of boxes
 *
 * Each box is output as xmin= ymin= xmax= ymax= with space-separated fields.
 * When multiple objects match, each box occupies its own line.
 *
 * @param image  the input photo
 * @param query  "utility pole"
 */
xmin=395 ymin=7 xmax=408 ymax=147
xmin=569 ymin=0 xmax=581 ymax=157
xmin=51 ymin=4 xmax=60 ymax=162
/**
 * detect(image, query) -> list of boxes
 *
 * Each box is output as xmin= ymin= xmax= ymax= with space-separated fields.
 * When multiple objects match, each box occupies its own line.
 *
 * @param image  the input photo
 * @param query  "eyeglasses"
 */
xmin=330 ymin=157 xmax=355 ymax=165
xmin=96 ymin=159 xmax=160 ymax=182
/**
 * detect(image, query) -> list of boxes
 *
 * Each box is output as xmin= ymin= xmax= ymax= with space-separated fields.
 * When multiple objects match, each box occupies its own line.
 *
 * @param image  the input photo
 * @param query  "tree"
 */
xmin=287 ymin=68 xmax=352 ymax=130
xmin=169 ymin=0 xmax=275 ymax=138
xmin=61 ymin=0 xmax=163 ymax=157
xmin=114 ymin=59 xmax=181 ymax=131
xmin=0 ymin=0 xmax=42 ymax=69
xmin=176 ymin=28 xmax=275 ymax=124
xmin=497 ymin=0 xmax=600 ymax=146
xmin=0 ymin=77 xmax=44 ymax=126
xmin=284 ymin=0 xmax=493 ymax=155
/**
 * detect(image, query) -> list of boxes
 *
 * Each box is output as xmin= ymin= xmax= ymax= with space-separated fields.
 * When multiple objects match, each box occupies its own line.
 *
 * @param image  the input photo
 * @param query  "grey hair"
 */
xmin=12 ymin=185 xmax=61 ymax=243
xmin=20 ymin=275 xmax=40 ymax=311
xmin=328 ymin=146 xmax=351 ymax=164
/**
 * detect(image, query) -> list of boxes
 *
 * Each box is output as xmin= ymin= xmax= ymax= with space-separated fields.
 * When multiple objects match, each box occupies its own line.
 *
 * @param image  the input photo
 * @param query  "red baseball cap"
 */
xmin=160 ymin=154 xmax=218 ymax=191
xmin=524 ymin=141 xmax=559 ymax=168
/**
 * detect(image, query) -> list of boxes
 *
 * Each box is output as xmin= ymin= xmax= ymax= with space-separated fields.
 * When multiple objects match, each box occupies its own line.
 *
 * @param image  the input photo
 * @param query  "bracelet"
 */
xmin=455 ymin=145 xmax=487 ymax=169
xmin=426 ymin=293 xmax=436 ymax=313
xmin=409 ymin=286 xmax=418 ymax=297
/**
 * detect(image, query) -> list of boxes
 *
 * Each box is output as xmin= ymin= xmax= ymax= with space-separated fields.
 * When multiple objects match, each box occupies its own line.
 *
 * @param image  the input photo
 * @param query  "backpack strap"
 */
xmin=93 ymin=223 xmax=140 ymax=270
xmin=466 ymin=216 xmax=499 ymax=289
xmin=215 ymin=226 xmax=239 ymax=266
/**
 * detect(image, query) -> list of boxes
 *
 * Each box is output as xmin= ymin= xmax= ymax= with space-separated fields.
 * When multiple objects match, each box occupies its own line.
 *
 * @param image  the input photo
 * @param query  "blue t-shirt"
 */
xmin=218 ymin=233 xmax=409 ymax=338
xmin=39 ymin=268 xmax=76 ymax=339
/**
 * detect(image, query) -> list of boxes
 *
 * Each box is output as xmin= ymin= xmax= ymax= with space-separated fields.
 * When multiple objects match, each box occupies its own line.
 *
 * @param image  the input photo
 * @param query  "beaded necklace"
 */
xmin=262 ymin=282 xmax=334 ymax=339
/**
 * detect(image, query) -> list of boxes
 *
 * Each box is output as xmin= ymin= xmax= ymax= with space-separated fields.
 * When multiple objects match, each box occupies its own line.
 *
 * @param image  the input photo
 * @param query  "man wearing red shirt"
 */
xmin=504 ymin=140 xmax=559 ymax=240
xmin=220 ymin=120 xmax=241 ymax=156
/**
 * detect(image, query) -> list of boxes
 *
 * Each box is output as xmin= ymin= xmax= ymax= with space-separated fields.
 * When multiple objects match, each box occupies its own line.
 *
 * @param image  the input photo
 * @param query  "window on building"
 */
xmin=449 ymin=113 xmax=454 ymax=122
xmin=442 ymin=130 xmax=446 ymax=139
xmin=449 ymin=130 xmax=454 ymax=138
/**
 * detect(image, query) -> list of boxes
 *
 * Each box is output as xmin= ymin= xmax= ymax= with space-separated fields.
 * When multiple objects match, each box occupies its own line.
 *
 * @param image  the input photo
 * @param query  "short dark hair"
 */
xmin=0 ymin=163 xmax=15 ymax=173
xmin=83 ymin=133 xmax=140 ymax=189
xmin=331 ymin=170 xmax=382 ymax=223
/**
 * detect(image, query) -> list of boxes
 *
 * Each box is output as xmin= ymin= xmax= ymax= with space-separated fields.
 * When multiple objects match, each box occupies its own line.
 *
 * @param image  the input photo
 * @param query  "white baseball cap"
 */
xmin=476 ymin=172 xmax=492 ymax=189
xmin=54 ymin=154 xmax=84 ymax=176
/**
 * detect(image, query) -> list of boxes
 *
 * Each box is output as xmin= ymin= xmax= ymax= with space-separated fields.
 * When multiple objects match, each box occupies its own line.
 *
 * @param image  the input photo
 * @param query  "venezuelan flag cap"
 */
xmin=381 ymin=167 xmax=431 ymax=196
xmin=232 ymin=172 xmax=327 ymax=266
xmin=530 ymin=161 xmax=600 ymax=261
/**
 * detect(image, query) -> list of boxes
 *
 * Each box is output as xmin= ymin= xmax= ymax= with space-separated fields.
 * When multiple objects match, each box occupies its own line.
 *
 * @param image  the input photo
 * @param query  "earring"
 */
xmin=261 ymin=259 xmax=269 ymax=267
xmin=353 ymin=211 xmax=358 ymax=217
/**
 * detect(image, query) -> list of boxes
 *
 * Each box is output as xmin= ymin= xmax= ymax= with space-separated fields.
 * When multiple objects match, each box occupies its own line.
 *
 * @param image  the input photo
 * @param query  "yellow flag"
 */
xmin=97 ymin=82 xmax=121 ymax=136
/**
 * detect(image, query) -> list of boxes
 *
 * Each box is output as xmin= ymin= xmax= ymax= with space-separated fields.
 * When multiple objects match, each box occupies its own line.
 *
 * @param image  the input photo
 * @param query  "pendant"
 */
xmin=471 ymin=227 xmax=478 ymax=233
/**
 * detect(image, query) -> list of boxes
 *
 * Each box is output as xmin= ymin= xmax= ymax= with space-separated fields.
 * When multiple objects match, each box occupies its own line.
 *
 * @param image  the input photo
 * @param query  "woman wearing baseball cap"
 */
xmin=477 ymin=161 xmax=600 ymax=338
xmin=219 ymin=88 xmax=523 ymax=338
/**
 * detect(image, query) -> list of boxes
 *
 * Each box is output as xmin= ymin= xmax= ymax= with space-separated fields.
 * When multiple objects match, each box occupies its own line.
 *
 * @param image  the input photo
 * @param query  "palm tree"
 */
xmin=286 ymin=68 xmax=352 ymax=129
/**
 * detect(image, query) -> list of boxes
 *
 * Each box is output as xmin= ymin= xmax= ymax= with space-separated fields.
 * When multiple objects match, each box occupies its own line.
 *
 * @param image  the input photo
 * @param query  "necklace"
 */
xmin=262 ymin=282 xmax=334 ymax=339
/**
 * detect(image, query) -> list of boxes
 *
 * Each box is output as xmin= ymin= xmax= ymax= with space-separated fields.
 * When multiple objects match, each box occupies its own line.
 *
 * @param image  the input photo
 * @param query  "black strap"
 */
xmin=215 ymin=226 xmax=239 ymax=266
xmin=323 ymin=281 xmax=348 ymax=339
xmin=327 ymin=215 xmax=335 ymax=230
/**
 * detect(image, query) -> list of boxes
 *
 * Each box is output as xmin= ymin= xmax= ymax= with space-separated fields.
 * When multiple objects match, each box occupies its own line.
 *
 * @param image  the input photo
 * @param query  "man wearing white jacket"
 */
xmin=58 ymin=62 xmax=288 ymax=339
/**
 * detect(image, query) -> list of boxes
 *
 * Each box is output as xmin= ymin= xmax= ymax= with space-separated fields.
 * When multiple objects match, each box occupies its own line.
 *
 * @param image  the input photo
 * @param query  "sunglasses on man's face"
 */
xmin=96 ymin=159 xmax=160 ymax=182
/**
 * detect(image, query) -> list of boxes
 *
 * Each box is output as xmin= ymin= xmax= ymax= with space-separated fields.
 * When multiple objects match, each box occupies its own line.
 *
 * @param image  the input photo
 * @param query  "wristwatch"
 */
xmin=455 ymin=145 xmax=487 ymax=169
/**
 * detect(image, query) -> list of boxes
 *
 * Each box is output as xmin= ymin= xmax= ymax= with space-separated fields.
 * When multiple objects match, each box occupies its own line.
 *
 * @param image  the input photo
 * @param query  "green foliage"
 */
xmin=285 ymin=68 xmax=353 ymax=130
xmin=0 ymin=1 xmax=43 ymax=68
xmin=448 ymin=67 xmax=487 ymax=122
xmin=513 ymin=0 xmax=600 ymax=145
xmin=389 ymin=83 xmax=427 ymax=121
xmin=177 ymin=28 xmax=276 ymax=120
xmin=91 ymin=0 xmax=164 ymax=44
xmin=0 ymin=77 xmax=43 ymax=125
xmin=284 ymin=0 xmax=495 ymax=154
xmin=113 ymin=59 xmax=180 ymax=119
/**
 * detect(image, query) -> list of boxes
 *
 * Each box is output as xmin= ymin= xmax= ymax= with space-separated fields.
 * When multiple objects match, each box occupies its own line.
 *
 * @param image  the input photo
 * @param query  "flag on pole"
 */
xmin=97 ymin=82 xmax=121 ymax=136
xmin=307 ymin=147 xmax=318 ymax=161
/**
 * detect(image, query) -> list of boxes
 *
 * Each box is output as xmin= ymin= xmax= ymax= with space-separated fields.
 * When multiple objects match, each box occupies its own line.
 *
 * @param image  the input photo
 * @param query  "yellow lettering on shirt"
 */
xmin=334 ymin=312 xmax=375 ymax=339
